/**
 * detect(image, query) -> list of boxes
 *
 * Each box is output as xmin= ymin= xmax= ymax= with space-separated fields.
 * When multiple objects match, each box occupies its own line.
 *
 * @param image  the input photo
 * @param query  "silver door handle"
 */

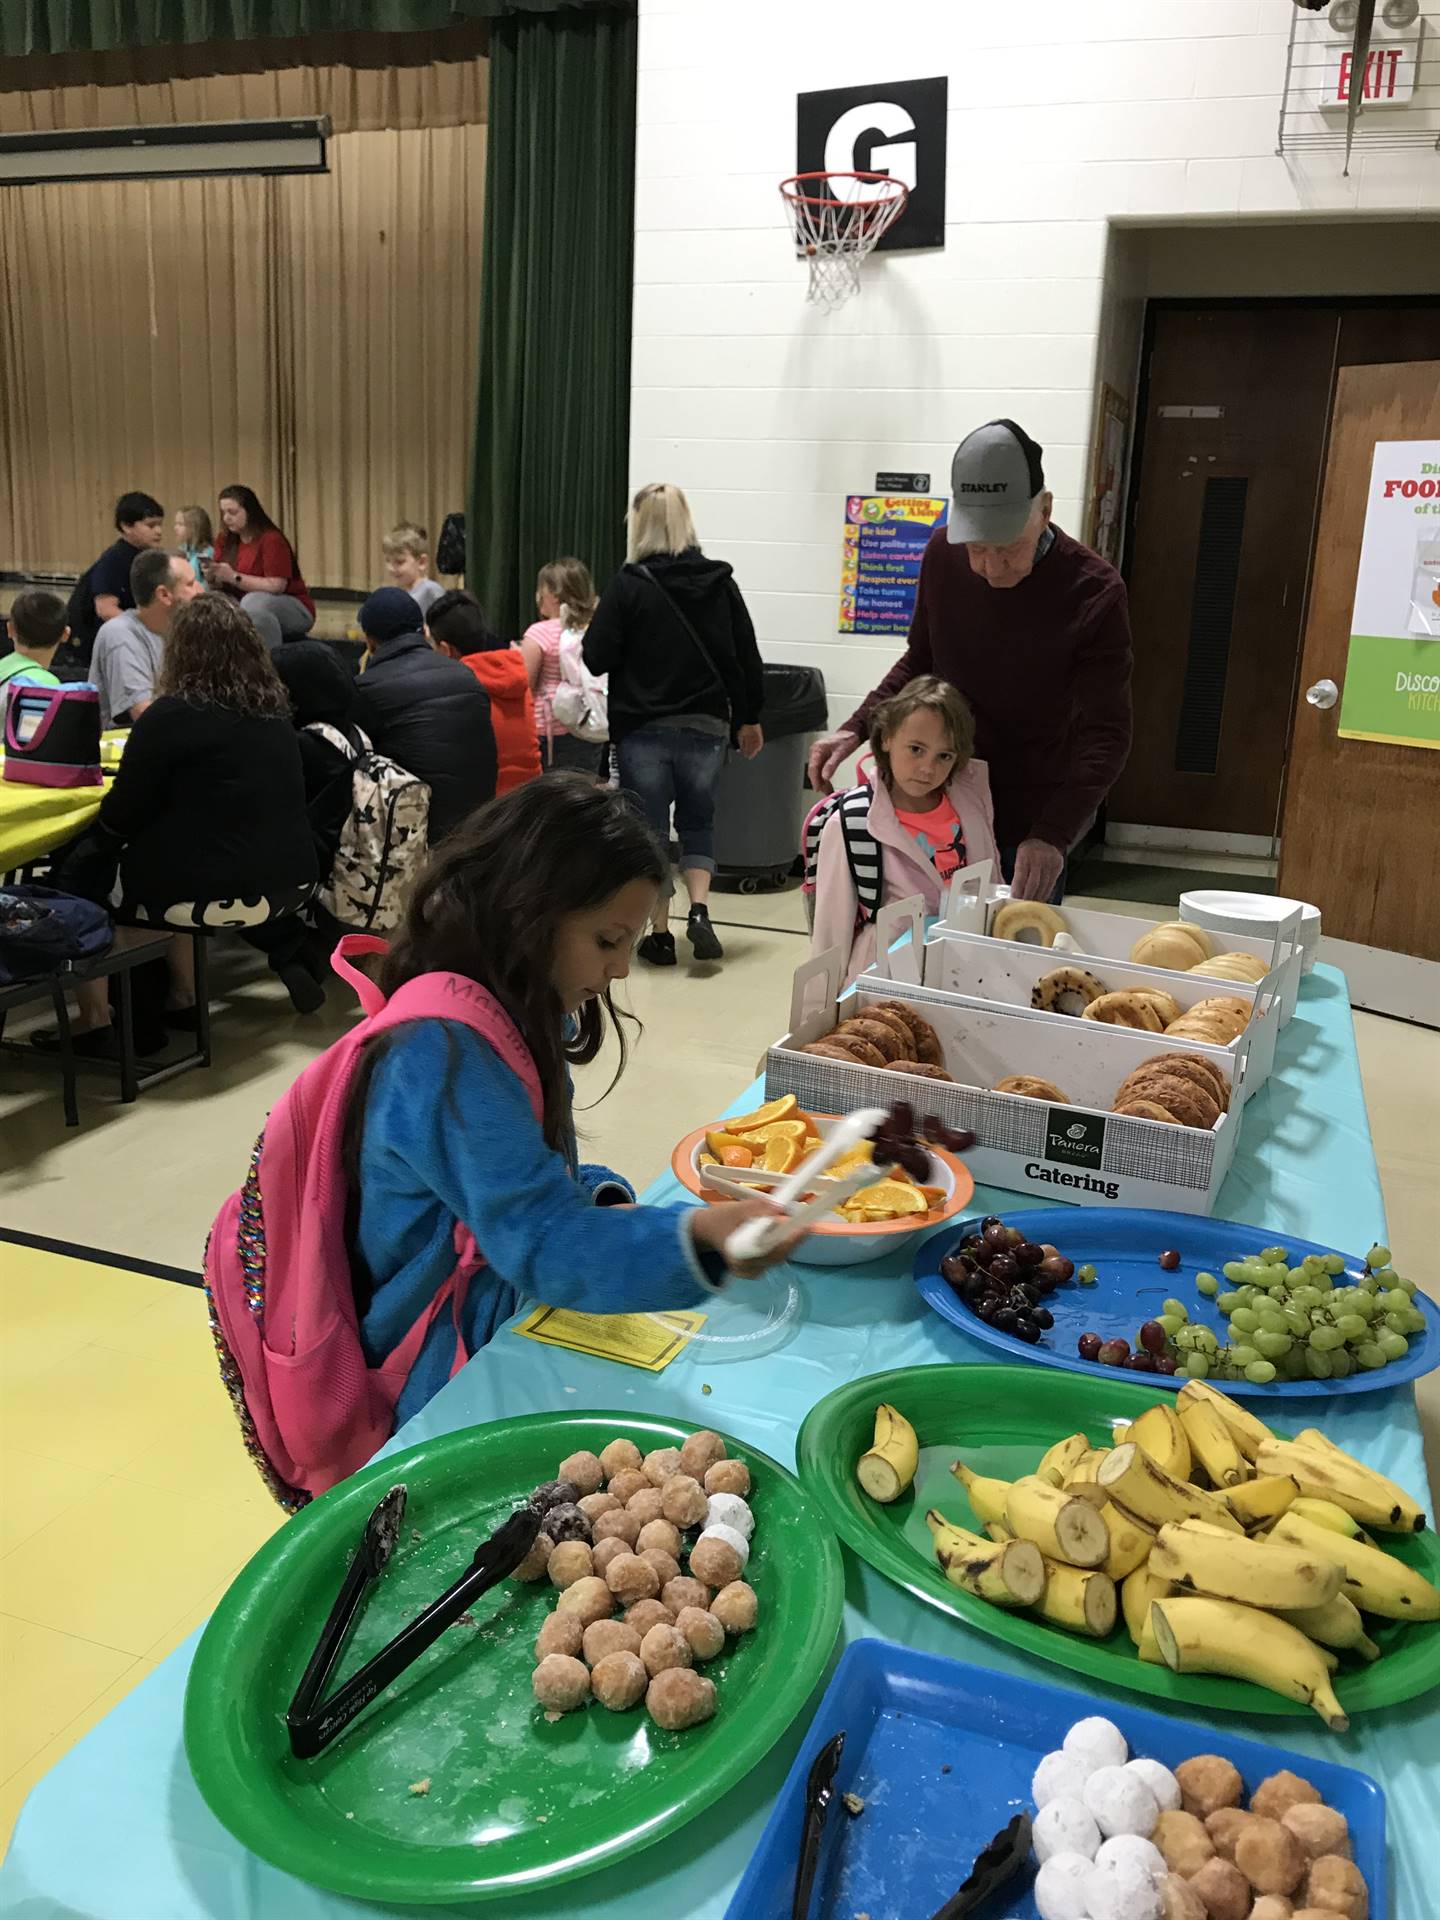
xmin=1305 ymin=679 xmax=1339 ymax=710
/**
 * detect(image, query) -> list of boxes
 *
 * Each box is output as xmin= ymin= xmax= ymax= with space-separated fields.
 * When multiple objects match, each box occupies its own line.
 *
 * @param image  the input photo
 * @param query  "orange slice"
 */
xmin=727 ymin=1094 xmax=799 ymax=1133
xmin=762 ymin=1134 xmax=802 ymax=1174
xmin=852 ymin=1179 xmax=927 ymax=1217
xmin=744 ymin=1119 xmax=809 ymax=1148
xmin=720 ymin=1143 xmax=754 ymax=1168
xmin=697 ymin=1151 xmax=718 ymax=1168
xmin=918 ymin=1185 xmax=947 ymax=1208
xmin=706 ymin=1130 xmax=751 ymax=1159
xmin=827 ymin=1143 xmax=875 ymax=1178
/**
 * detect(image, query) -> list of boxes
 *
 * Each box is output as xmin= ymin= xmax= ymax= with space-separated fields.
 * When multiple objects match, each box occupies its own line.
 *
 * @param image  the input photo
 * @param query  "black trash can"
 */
xmin=713 ymin=664 xmax=828 ymax=890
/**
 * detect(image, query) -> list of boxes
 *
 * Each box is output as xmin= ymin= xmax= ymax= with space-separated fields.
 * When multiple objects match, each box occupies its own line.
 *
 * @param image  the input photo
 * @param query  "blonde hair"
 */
xmin=870 ymin=675 xmax=976 ymax=787
xmin=537 ymin=556 xmax=598 ymax=629
xmin=626 ymin=483 xmax=698 ymax=564
xmin=177 ymin=504 xmax=213 ymax=548
xmin=383 ymin=520 xmax=430 ymax=561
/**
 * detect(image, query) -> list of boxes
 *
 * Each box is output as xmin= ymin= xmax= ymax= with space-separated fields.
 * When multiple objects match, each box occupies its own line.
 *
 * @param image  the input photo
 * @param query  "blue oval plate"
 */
xmin=915 ymin=1206 xmax=1438 ymax=1399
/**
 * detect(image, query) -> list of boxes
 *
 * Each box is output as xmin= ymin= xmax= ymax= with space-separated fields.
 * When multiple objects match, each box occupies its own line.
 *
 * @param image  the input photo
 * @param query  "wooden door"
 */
xmin=1111 ymin=308 xmax=1337 ymax=836
xmin=1277 ymin=361 xmax=1440 ymax=960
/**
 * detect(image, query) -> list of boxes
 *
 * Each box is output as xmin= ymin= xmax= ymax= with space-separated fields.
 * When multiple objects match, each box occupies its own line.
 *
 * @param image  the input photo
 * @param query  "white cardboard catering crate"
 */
xmin=765 ymin=944 xmax=1248 ymax=1216
xmin=865 ymin=897 xmax=1277 ymax=1102
xmin=937 ymin=862 xmax=1304 ymax=1026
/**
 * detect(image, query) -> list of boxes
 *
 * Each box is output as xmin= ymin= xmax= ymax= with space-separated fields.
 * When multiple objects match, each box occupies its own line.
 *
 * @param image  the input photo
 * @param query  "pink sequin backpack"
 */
xmin=203 ymin=936 xmax=542 ymax=1510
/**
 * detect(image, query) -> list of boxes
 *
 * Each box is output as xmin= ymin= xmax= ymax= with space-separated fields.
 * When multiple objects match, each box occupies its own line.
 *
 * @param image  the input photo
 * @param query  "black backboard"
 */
xmin=796 ymin=76 xmax=947 ymax=251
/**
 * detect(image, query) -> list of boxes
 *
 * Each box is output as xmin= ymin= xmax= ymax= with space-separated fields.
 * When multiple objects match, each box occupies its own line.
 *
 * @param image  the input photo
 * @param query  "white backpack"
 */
xmin=549 ymin=624 xmax=608 ymax=743
xmin=305 ymin=723 xmax=430 ymax=933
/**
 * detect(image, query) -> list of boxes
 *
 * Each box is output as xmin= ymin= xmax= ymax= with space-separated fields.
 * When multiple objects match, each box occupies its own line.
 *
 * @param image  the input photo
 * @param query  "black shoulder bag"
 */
xmin=634 ymin=564 xmax=738 ymax=746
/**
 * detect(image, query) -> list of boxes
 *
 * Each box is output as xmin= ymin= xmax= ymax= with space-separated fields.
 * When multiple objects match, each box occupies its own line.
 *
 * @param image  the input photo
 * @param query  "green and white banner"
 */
xmin=1337 ymin=439 xmax=1440 ymax=751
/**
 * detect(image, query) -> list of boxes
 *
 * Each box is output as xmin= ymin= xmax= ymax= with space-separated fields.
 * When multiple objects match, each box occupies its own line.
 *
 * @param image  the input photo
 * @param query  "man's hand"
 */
xmin=807 ymin=728 xmax=860 ymax=795
xmin=1010 ymin=837 xmax=1065 ymax=904
xmin=737 ymin=723 xmax=764 ymax=761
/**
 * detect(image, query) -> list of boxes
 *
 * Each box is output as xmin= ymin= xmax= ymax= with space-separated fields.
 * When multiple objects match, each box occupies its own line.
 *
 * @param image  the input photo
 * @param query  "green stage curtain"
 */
xmin=2 ymin=0 xmax=606 ymax=58
xmin=469 ymin=5 xmax=635 ymax=640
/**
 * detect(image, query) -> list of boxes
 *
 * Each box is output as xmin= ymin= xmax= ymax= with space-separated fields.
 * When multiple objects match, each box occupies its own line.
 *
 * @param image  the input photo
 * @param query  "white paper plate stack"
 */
xmin=1181 ymin=890 xmax=1321 ymax=975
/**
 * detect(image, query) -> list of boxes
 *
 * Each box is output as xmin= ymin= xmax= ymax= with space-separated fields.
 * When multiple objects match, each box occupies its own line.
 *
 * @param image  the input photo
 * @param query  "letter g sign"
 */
xmin=796 ymin=76 xmax=948 ymax=251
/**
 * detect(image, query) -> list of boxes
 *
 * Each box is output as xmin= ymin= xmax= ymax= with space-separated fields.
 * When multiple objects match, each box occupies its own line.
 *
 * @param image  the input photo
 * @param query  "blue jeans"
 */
xmin=616 ymin=727 xmax=727 ymax=874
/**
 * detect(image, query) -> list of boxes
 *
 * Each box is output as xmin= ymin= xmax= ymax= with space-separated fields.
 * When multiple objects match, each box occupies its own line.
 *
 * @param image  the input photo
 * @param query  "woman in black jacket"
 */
xmin=583 ymin=483 xmax=764 ymax=966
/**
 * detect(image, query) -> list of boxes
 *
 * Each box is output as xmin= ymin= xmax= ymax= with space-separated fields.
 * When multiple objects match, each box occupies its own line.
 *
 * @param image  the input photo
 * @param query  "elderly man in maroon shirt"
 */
xmin=808 ymin=420 xmax=1133 ymax=904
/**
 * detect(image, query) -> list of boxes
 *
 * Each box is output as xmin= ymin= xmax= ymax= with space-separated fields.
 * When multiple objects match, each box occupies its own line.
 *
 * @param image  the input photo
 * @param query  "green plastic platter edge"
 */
xmin=796 ymin=1362 xmax=1440 ymax=1722
xmin=184 ymin=1410 xmax=844 ymax=1906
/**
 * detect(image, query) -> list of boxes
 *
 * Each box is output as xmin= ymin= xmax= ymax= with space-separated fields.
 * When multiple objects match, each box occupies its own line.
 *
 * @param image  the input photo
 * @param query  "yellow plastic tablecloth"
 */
xmin=0 ymin=731 xmax=125 ymax=872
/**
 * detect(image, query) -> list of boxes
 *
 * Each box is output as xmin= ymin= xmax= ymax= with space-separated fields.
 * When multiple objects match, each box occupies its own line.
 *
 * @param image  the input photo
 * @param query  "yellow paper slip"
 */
xmin=512 ymin=1304 xmax=706 ymax=1372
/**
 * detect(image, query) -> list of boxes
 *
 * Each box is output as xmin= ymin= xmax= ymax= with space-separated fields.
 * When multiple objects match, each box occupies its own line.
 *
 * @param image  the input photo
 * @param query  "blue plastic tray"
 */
xmin=915 ymin=1206 xmax=1438 ymax=1400
xmin=724 ymin=1638 xmax=1389 ymax=1920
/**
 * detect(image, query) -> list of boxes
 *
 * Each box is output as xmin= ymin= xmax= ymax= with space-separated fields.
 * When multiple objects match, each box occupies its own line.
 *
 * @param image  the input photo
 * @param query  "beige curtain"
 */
xmin=0 ymin=30 xmax=486 ymax=588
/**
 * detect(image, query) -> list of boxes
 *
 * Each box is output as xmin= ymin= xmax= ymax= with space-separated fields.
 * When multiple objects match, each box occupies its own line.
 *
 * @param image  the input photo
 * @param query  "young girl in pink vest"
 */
xmin=810 ymin=676 xmax=999 ymax=982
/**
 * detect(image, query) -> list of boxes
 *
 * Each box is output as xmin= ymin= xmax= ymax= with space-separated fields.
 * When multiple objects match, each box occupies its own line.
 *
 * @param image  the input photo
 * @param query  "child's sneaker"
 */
xmin=686 ymin=906 xmax=723 ymax=961
xmin=638 ymin=930 xmax=677 ymax=966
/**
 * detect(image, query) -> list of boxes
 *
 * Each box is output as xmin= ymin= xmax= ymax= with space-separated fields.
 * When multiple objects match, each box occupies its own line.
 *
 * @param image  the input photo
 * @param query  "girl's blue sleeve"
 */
xmin=364 ymin=1023 xmax=718 ymax=1312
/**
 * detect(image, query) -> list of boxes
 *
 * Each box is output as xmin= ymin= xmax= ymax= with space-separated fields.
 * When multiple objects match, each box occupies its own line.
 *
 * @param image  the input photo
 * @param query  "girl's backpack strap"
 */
xmin=376 ymin=972 xmax=544 ymax=1120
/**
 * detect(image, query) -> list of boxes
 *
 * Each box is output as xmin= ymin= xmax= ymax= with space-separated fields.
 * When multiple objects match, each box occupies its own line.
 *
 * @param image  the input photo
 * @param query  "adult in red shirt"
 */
xmin=207 ymin=484 xmax=316 ymax=652
xmin=808 ymin=420 xmax=1132 ymax=904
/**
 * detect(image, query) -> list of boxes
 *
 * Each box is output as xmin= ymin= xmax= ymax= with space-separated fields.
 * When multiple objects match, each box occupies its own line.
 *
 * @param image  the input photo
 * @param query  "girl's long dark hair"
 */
xmin=345 ymin=778 xmax=667 ymax=1207
xmin=216 ymin=483 xmax=283 ymax=564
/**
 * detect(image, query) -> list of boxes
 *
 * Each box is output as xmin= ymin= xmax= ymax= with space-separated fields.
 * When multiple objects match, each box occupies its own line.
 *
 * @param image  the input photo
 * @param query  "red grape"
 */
xmin=1154 ymin=1355 xmax=1178 ymax=1376
xmin=1097 ymin=1338 xmax=1130 ymax=1366
xmin=1077 ymin=1332 xmax=1102 ymax=1361
xmin=1138 ymin=1320 xmax=1168 ymax=1356
xmin=1126 ymin=1353 xmax=1158 ymax=1373
xmin=1158 ymin=1249 xmax=1181 ymax=1272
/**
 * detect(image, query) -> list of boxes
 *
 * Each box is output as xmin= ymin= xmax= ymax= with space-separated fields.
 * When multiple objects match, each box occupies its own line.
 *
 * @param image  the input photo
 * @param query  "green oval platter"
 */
xmin=796 ymin=1363 xmax=1440 ymax=1722
xmin=184 ymin=1410 xmax=844 ymax=1905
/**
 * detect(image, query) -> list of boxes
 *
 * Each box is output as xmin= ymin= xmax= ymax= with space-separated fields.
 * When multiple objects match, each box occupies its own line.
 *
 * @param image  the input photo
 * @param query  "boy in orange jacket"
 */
xmin=426 ymin=591 xmax=541 ymax=795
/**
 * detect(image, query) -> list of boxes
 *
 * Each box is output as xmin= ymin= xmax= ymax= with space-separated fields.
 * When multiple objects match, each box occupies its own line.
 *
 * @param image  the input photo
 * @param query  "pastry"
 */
xmin=887 ymin=1059 xmax=953 ymax=1081
xmin=803 ymin=1041 xmax=868 ymax=1065
xmin=1190 ymin=951 xmax=1268 ymax=984
xmin=1130 ymin=987 xmax=1182 ymax=1026
xmin=834 ymin=1016 xmax=906 ymax=1062
xmin=993 ymin=899 xmax=1068 ymax=946
xmin=1154 ymin=920 xmax=1214 ymax=958
xmin=1113 ymin=1099 xmax=1181 ymax=1124
xmin=1031 ymin=966 xmax=1107 ymax=1014
xmin=1129 ymin=925 xmax=1211 ymax=972
xmin=1167 ymin=998 xmax=1248 ymax=1044
xmin=830 ymin=1033 xmax=887 ymax=1069
xmin=1118 ymin=1052 xmax=1230 ymax=1112
xmin=993 ymin=1074 xmax=1070 ymax=1103
xmin=1081 ymin=991 xmax=1165 ymax=1032
xmin=1115 ymin=1071 xmax=1219 ymax=1130
xmin=871 ymin=999 xmax=944 ymax=1065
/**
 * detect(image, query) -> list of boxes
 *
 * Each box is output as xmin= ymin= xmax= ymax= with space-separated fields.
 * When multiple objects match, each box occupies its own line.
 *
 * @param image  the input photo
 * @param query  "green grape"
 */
xmin=1322 ymin=1253 xmax=1346 ymax=1275
xmin=1195 ymin=1271 xmax=1220 ymax=1297
xmin=1310 ymin=1271 xmax=1334 ymax=1293
xmin=1260 ymin=1245 xmax=1289 ymax=1265
xmin=1216 ymin=1291 xmax=1244 ymax=1316
xmin=1366 ymin=1242 xmax=1392 ymax=1269
xmin=1355 ymin=1341 xmax=1387 ymax=1370
xmin=1334 ymin=1314 xmax=1368 ymax=1342
xmin=1396 ymin=1274 xmax=1418 ymax=1296
xmin=1228 ymin=1344 xmax=1259 ymax=1369
xmin=1267 ymin=1284 xmax=1289 ymax=1302
xmin=1244 ymin=1360 xmax=1277 ymax=1384
xmin=1328 ymin=1348 xmax=1355 ymax=1379
xmin=1254 ymin=1330 xmax=1292 ymax=1360
xmin=1194 ymin=1327 xmax=1220 ymax=1354
xmin=1383 ymin=1288 xmax=1410 ymax=1314
xmin=1280 ymin=1346 xmax=1309 ymax=1380
xmin=1400 ymin=1307 xmax=1427 ymax=1334
xmin=1162 ymin=1298 xmax=1189 ymax=1322
xmin=1383 ymin=1312 xmax=1412 ymax=1337
xmin=1229 ymin=1307 xmax=1260 ymax=1334
xmin=1348 ymin=1292 xmax=1378 ymax=1321
xmin=1309 ymin=1325 xmax=1345 ymax=1353
xmin=1304 ymin=1348 xmax=1333 ymax=1380
xmin=1174 ymin=1326 xmax=1202 ymax=1352
xmin=1237 ymin=1285 xmax=1261 ymax=1306
xmin=1158 ymin=1313 xmax=1185 ymax=1338
xmin=1222 ymin=1261 xmax=1249 ymax=1284
xmin=1379 ymin=1331 xmax=1408 ymax=1361
xmin=1370 ymin=1264 xmax=1397 ymax=1285
xmin=1178 ymin=1354 xmax=1210 ymax=1379
xmin=1077 ymin=1264 xmax=1098 ymax=1285
xmin=1283 ymin=1307 xmax=1312 ymax=1337
xmin=1300 ymin=1253 xmax=1326 ymax=1273
xmin=1256 ymin=1310 xmax=1289 ymax=1336
xmin=1289 ymin=1286 xmax=1322 ymax=1309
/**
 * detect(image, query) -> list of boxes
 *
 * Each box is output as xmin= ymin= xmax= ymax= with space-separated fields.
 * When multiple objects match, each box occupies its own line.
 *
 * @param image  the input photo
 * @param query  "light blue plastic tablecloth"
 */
xmin=3 ymin=964 xmax=1436 ymax=1919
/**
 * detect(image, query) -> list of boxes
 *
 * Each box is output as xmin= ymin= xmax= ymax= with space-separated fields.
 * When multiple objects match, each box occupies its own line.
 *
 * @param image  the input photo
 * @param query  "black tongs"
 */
xmin=286 ymin=1484 xmax=541 ymax=1758
xmin=928 ymin=1811 xmax=1032 ymax=1920
xmin=791 ymin=1730 xmax=845 ymax=1920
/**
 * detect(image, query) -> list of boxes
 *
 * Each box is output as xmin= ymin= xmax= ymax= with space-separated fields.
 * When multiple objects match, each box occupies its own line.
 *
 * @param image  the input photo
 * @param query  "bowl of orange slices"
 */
xmin=669 ymin=1095 xmax=975 ymax=1267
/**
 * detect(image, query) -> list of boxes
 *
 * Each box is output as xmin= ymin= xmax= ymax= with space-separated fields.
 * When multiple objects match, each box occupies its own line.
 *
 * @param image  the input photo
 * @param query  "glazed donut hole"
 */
xmin=547 ymin=1540 xmax=594 ymax=1590
xmin=556 ymin=1450 xmax=605 ymax=1496
xmin=646 ymin=1667 xmax=715 ymax=1731
xmin=710 ymin=1580 xmax=757 ymax=1635
xmin=704 ymin=1459 xmax=751 ymax=1498
xmin=599 ymin=1438 xmax=644 ymax=1482
xmin=511 ymin=1532 xmax=554 ymax=1583
xmin=678 ymin=1430 xmax=727 ymax=1480
xmin=640 ymin=1623 xmax=694 ymax=1676
xmin=605 ymin=1469 xmax=648 ymax=1507
xmin=592 ymin=1508 xmax=642 ymax=1547
xmin=638 ymin=1547 xmax=681 ymax=1588
xmin=555 ymin=1576 xmax=613 ymax=1627
xmin=605 ymin=1552 xmax=661 ymax=1605
xmin=532 ymin=1654 xmax=590 ymax=1713
xmin=661 ymin=1474 xmax=709 ymax=1529
xmin=582 ymin=1619 xmax=642 ymax=1666
xmin=635 ymin=1518 xmax=682 ymax=1558
xmin=591 ymin=1535 xmax=632 ymax=1577
xmin=591 ymin=1650 xmax=648 ymax=1712
xmin=534 ymin=1611 xmax=584 ymax=1660
xmin=624 ymin=1598 xmax=674 ymax=1636
xmin=643 ymin=1447 xmax=684 ymax=1486
xmin=625 ymin=1487 xmax=666 ymax=1527
xmin=662 ymin=1576 xmax=711 ymax=1616
xmin=674 ymin=1606 xmax=725 ymax=1662
xmin=577 ymin=1492 xmax=620 ymax=1524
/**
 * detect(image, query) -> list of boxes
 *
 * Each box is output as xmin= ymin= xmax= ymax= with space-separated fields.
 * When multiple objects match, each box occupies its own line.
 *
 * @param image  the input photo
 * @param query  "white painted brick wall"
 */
xmin=632 ymin=0 xmax=1440 ymax=727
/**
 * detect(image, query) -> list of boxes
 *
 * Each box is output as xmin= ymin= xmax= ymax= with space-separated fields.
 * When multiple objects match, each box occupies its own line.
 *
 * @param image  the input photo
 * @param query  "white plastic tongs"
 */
xmin=714 ymin=1106 xmax=894 ymax=1265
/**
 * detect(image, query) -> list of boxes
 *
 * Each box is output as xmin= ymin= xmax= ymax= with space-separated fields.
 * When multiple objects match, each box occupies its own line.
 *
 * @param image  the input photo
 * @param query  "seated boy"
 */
xmin=0 ymin=589 xmax=67 ymax=720
xmin=64 ymin=491 xmax=166 ymax=670
xmin=382 ymin=521 xmax=444 ymax=618
xmin=427 ymin=590 xmax=541 ymax=795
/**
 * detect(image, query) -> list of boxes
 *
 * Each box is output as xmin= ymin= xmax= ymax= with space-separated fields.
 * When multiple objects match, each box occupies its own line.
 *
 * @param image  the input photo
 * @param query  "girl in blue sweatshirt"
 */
xmin=345 ymin=776 xmax=799 ymax=1424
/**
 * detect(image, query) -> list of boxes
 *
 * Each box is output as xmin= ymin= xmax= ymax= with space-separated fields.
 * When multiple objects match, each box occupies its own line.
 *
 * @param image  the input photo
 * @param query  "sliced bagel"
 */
xmin=1031 ymin=966 xmax=1106 ymax=1015
xmin=1129 ymin=987 xmax=1183 ymax=1026
xmin=993 ymin=899 xmax=1067 ymax=946
xmin=1080 ymin=991 xmax=1164 ymax=1032
xmin=1129 ymin=924 xmax=1210 ymax=972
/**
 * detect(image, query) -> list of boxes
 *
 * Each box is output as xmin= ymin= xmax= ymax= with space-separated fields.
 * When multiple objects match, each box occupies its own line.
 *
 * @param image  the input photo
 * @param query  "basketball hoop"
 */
xmin=779 ymin=171 xmax=909 ymax=311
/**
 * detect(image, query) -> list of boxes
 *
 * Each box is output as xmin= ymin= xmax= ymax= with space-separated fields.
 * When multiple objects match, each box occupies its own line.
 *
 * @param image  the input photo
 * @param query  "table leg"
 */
xmin=117 ymin=965 xmax=139 ymax=1103
xmin=194 ymin=933 xmax=212 ymax=1067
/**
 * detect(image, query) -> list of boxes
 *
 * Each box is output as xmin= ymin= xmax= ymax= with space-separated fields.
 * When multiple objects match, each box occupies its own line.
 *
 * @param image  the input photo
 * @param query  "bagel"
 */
xmin=1165 ymin=1011 xmax=1238 ymax=1044
xmin=1129 ymin=987 xmax=1182 ymax=1026
xmin=992 ymin=899 xmax=1068 ymax=947
xmin=834 ymin=1016 xmax=905 ymax=1062
xmin=803 ymin=1041 xmax=868 ymax=1065
xmin=993 ymin=1074 xmax=1070 ymax=1104
xmin=887 ymin=1059 xmax=953 ymax=1081
xmin=1031 ymin=966 xmax=1106 ymax=1015
xmin=1168 ymin=997 xmax=1247 ymax=1043
xmin=1129 ymin=925 xmax=1211 ymax=972
xmin=1190 ymin=951 xmax=1268 ymax=984
xmin=1155 ymin=920 xmax=1214 ymax=958
xmin=826 ymin=1032 xmax=887 ymax=1069
xmin=856 ymin=1004 xmax=915 ymax=1051
xmin=1122 ymin=1072 xmax=1218 ymax=1130
xmin=1080 ymin=991 xmax=1165 ymax=1032
xmin=1119 ymin=1052 xmax=1230 ymax=1113
xmin=1113 ymin=1099 xmax=1181 ymax=1124
xmin=871 ymin=1000 xmax=944 ymax=1066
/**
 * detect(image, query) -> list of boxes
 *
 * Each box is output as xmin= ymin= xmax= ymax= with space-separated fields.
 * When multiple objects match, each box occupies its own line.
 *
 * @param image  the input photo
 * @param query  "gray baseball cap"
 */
xmin=946 ymin=419 xmax=1046 ymax=544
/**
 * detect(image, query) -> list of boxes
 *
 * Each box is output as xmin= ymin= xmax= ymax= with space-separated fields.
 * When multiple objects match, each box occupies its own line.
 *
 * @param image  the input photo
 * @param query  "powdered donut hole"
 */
xmin=606 ymin=1467 xmax=648 ymax=1506
xmin=557 ymin=1450 xmax=605 ymax=1497
xmin=547 ymin=1540 xmax=594 ymax=1590
xmin=533 ymin=1654 xmax=590 ymax=1713
xmin=591 ymin=1650 xmax=648 ymax=1712
xmin=592 ymin=1509 xmax=642 ymax=1547
xmin=624 ymin=1598 xmax=674 ymax=1635
xmin=511 ymin=1532 xmax=553 ymax=1583
xmin=643 ymin=1447 xmax=684 ymax=1486
xmin=582 ymin=1619 xmax=642 ymax=1666
xmin=661 ymin=1474 xmax=709 ymax=1529
xmin=678 ymin=1430 xmax=727 ymax=1481
xmin=535 ymin=1611 xmax=584 ymax=1660
xmin=675 ymin=1606 xmax=725 ymax=1663
xmin=690 ymin=1530 xmax=745 ymax=1589
xmin=605 ymin=1552 xmax=661 ymax=1605
xmin=577 ymin=1492 xmax=620 ymax=1524
xmin=599 ymin=1437 xmax=644 ymax=1482
xmin=636 ymin=1518 xmax=683 ymax=1558
xmin=662 ymin=1576 xmax=711 ymax=1615
xmin=646 ymin=1667 xmax=716 ymax=1731
xmin=591 ymin=1536 xmax=632 ymax=1577
xmin=639 ymin=1548 xmax=681 ymax=1588
xmin=555 ymin=1576 xmax=613 ymax=1627
xmin=704 ymin=1459 xmax=751 ymax=1498
xmin=640 ymin=1623 xmax=694 ymax=1676
xmin=625 ymin=1487 xmax=666 ymax=1527
xmin=711 ymin=1580 xmax=758 ymax=1635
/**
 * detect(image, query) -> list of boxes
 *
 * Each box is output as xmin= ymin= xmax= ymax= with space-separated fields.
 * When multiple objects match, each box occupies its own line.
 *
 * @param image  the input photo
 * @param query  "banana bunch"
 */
xmin=909 ymin=1379 xmax=1439 ymax=1732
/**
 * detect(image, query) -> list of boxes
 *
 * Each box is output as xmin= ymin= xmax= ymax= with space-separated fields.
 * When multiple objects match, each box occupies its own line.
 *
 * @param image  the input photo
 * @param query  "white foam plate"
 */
xmin=1181 ymin=889 xmax=1321 ymax=971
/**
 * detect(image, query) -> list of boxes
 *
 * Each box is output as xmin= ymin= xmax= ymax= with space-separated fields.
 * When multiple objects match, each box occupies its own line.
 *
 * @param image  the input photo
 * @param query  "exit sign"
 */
xmin=1319 ymin=35 xmax=1421 ymax=109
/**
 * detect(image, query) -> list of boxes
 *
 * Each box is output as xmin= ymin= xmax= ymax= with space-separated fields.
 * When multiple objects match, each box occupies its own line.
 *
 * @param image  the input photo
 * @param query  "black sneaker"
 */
xmin=686 ymin=907 xmax=724 ymax=961
xmin=278 ymin=959 xmax=327 ymax=1014
xmin=637 ymin=930 xmax=677 ymax=967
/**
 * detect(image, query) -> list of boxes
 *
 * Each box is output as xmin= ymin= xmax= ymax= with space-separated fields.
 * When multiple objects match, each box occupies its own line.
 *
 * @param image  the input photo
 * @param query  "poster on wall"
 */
xmin=1336 ymin=439 xmax=1440 ymax=752
xmin=1084 ymin=383 xmax=1130 ymax=567
xmin=839 ymin=494 xmax=948 ymax=635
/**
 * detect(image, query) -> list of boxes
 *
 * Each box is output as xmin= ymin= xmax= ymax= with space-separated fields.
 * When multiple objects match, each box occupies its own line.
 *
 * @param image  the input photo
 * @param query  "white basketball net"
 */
xmin=780 ymin=172 xmax=909 ymax=311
